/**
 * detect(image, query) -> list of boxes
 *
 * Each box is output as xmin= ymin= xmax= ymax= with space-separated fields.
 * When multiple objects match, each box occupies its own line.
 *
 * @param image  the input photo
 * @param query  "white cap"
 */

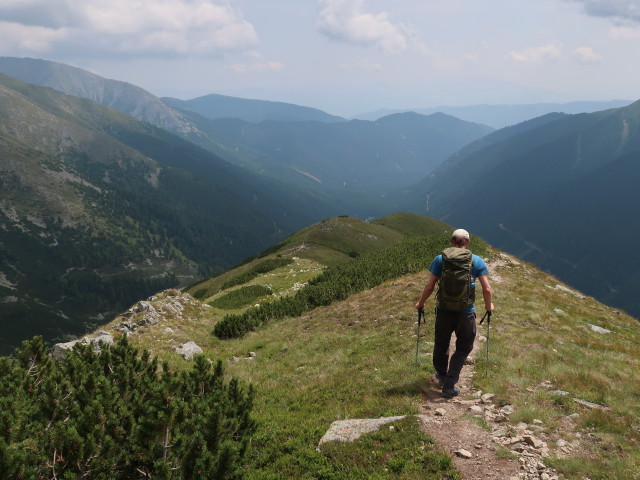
xmin=451 ymin=228 xmax=470 ymax=240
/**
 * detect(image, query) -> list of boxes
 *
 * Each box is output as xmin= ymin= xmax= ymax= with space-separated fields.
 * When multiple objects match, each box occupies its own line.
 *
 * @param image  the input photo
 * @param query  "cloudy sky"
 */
xmin=1 ymin=0 xmax=638 ymax=116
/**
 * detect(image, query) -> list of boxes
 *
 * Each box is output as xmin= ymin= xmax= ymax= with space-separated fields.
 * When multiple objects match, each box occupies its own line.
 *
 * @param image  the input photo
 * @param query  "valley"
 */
xmin=1 ymin=1 xmax=638 ymax=476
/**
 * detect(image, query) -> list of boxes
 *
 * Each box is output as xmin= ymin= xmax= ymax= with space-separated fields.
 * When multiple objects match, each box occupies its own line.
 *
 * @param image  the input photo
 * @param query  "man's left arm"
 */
xmin=478 ymin=275 xmax=494 ymax=312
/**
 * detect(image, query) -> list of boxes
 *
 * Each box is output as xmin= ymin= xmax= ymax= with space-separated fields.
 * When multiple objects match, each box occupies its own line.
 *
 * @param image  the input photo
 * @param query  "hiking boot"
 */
xmin=441 ymin=386 xmax=459 ymax=399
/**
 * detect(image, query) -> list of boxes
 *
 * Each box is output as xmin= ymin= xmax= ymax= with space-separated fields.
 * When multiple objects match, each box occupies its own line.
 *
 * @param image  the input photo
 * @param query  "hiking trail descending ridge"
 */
xmin=415 ymin=253 xmax=566 ymax=480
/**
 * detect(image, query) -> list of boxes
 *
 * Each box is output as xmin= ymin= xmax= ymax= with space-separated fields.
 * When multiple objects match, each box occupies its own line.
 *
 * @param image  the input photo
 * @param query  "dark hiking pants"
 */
xmin=433 ymin=308 xmax=476 ymax=389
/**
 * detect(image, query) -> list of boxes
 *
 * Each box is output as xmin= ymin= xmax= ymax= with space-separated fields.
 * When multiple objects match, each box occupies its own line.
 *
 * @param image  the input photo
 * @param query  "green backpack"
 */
xmin=436 ymin=247 xmax=475 ymax=311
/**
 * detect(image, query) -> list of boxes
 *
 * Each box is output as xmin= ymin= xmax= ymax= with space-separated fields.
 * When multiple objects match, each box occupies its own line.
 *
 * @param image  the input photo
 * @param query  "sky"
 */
xmin=0 ymin=0 xmax=639 ymax=117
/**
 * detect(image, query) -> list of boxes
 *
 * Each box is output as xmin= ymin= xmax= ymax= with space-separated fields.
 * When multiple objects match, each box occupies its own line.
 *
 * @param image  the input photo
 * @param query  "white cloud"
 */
xmin=0 ymin=0 xmax=259 ymax=58
xmin=224 ymin=61 xmax=284 ymax=74
xmin=610 ymin=25 xmax=640 ymax=38
xmin=317 ymin=0 xmax=412 ymax=54
xmin=225 ymin=63 xmax=249 ymax=74
xmin=0 ymin=21 xmax=69 ymax=52
xmin=573 ymin=46 xmax=603 ymax=64
xmin=569 ymin=0 xmax=640 ymax=23
xmin=508 ymin=43 xmax=563 ymax=63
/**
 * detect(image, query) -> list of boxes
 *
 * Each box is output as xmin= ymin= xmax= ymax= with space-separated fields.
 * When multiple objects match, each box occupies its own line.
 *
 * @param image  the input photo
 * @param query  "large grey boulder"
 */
xmin=175 ymin=341 xmax=203 ymax=360
xmin=318 ymin=416 xmax=406 ymax=447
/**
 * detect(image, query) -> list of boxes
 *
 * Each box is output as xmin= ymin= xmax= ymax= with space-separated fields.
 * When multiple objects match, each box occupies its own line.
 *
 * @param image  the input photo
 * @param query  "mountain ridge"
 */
xmin=163 ymin=92 xmax=346 ymax=123
xmin=0 ymin=56 xmax=198 ymax=135
xmin=60 ymin=212 xmax=640 ymax=480
xmin=354 ymin=100 xmax=634 ymax=128
xmin=0 ymin=57 xmax=494 ymax=213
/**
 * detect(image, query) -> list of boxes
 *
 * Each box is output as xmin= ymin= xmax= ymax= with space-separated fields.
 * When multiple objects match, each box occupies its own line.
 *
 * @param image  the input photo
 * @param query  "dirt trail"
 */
xmin=415 ymin=253 xmax=562 ymax=480
xmin=416 ymin=337 xmax=522 ymax=479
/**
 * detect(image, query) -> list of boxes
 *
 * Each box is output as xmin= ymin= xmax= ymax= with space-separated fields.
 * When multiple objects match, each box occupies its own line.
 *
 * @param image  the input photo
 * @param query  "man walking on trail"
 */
xmin=415 ymin=228 xmax=494 ymax=399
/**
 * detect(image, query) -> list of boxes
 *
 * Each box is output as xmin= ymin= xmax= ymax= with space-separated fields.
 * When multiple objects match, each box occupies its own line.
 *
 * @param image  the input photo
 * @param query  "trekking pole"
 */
xmin=479 ymin=311 xmax=492 ymax=376
xmin=415 ymin=308 xmax=424 ymax=368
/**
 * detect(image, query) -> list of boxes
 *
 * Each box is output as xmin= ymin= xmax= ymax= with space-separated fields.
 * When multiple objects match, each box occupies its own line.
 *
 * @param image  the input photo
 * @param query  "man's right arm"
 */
xmin=415 ymin=273 xmax=438 ymax=310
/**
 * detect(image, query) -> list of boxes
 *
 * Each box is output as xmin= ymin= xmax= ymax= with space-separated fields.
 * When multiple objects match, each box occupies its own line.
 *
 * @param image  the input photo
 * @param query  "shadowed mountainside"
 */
xmin=398 ymin=100 xmax=640 ymax=319
xmin=0 ymin=73 xmax=333 ymax=354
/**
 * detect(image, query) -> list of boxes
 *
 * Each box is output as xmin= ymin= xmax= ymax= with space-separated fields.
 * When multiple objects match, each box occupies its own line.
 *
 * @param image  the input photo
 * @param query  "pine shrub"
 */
xmin=220 ymin=258 xmax=293 ymax=290
xmin=210 ymin=285 xmax=273 ymax=310
xmin=0 ymin=336 xmax=255 ymax=479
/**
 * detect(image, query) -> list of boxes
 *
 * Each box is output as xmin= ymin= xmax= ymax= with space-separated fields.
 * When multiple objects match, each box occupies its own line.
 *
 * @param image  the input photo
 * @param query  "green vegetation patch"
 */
xmin=0 ymin=336 xmax=255 ymax=479
xmin=214 ymin=233 xmax=490 ymax=339
xmin=471 ymin=258 xmax=640 ymax=480
xmin=189 ymin=257 xmax=293 ymax=301
xmin=221 ymin=258 xmax=294 ymax=290
xmin=319 ymin=417 xmax=459 ymax=480
xmin=371 ymin=212 xmax=450 ymax=237
xmin=209 ymin=284 xmax=273 ymax=310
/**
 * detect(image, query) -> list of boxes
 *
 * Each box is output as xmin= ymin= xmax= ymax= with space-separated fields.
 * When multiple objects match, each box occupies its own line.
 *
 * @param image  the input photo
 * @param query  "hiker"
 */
xmin=415 ymin=228 xmax=493 ymax=398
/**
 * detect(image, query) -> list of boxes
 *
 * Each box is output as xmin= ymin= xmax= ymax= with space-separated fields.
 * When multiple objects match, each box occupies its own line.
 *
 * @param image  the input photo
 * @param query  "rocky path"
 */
xmin=415 ymin=254 xmax=565 ymax=480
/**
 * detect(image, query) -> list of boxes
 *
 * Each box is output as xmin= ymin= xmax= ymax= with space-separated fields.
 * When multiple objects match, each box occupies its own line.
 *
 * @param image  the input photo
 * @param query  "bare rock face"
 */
xmin=115 ymin=290 xmax=201 ymax=334
xmin=175 ymin=341 xmax=203 ymax=360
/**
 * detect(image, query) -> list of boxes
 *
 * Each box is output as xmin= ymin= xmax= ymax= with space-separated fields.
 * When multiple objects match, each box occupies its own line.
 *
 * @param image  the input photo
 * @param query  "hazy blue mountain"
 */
xmin=0 ymin=56 xmax=200 ymax=135
xmin=399 ymin=101 xmax=640 ymax=318
xmin=0 ymin=57 xmax=492 ymax=215
xmin=163 ymin=93 xmax=346 ymax=123
xmin=185 ymin=112 xmax=493 ymax=215
xmin=355 ymin=100 xmax=633 ymax=129
xmin=0 ymin=73 xmax=334 ymax=354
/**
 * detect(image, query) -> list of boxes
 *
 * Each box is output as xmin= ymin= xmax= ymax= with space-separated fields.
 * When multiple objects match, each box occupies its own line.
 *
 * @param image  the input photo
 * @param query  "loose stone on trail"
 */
xmin=455 ymin=449 xmax=473 ymax=459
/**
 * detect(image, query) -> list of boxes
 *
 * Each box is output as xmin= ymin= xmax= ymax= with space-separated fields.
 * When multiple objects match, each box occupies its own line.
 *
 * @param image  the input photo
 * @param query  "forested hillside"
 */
xmin=0 ymin=73 xmax=333 ymax=354
xmin=399 ymin=100 xmax=640 ymax=318
xmin=187 ymin=112 xmax=492 ymax=208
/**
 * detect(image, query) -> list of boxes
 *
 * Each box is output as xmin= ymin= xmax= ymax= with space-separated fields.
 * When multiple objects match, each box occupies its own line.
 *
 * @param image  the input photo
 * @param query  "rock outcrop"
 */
xmin=50 ymin=331 xmax=114 ymax=360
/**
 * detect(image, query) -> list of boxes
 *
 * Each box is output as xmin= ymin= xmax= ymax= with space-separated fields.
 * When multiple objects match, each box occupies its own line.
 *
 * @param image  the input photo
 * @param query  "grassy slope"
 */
xmin=104 ymin=217 xmax=638 ymax=479
xmin=473 ymin=255 xmax=640 ymax=479
xmin=185 ymin=213 xmax=450 ymax=302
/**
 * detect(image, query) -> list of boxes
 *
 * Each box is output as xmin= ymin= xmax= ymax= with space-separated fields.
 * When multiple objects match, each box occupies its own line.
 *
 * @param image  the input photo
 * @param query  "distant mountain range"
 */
xmin=0 ymin=57 xmax=494 ymax=213
xmin=186 ymin=112 xmax=492 ymax=212
xmin=397 ymin=100 xmax=640 ymax=318
xmin=355 ymin=101 xmax=633 ymax=129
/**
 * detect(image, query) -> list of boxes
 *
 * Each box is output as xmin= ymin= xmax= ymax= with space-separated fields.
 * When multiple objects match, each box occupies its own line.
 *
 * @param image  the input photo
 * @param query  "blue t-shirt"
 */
xmin=429 ymin=253 xmax=489 ymax=313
